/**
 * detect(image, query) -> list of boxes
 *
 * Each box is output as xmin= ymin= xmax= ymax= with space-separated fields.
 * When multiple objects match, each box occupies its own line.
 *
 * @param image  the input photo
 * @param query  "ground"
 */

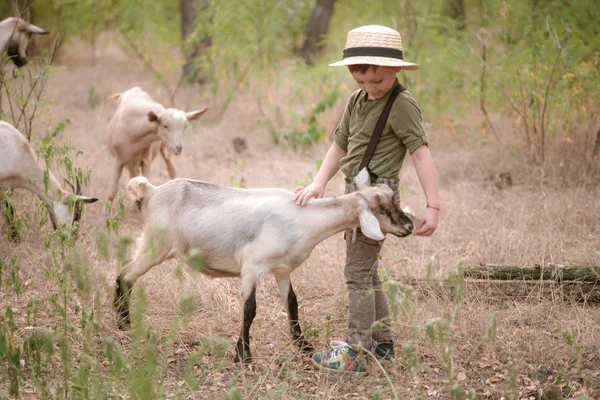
xmin=1 ymin=40 xmax=599 ymax=399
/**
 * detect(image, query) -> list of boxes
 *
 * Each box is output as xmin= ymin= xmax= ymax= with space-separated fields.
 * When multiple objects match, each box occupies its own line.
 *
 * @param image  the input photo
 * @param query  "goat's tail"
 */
xmin=127 ymin=176 xmax=156 ymax=205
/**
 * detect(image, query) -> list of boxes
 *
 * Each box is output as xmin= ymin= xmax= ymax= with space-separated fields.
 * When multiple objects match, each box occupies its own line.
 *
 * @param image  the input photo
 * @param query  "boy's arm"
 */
xmin=293 ymin=141 xmax=347 ymax=206
xmin=410 ymin=145 xmax=439 ymax=236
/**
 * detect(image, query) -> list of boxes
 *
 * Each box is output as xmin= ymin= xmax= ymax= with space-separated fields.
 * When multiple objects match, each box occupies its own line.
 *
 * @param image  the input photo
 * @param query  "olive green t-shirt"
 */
xmin=334 ymin=80 xmax=428 ymax=179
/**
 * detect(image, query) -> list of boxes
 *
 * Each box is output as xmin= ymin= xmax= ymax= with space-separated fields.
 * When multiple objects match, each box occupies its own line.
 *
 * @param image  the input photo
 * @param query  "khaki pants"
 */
xmin=344 ymin=177 xmax=400 ymax=350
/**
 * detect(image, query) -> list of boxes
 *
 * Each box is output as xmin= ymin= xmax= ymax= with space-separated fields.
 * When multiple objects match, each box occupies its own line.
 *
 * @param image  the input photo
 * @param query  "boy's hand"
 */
xmin=414 ymin=208 xmax=438 ymax=236
xmin=293 ymin=182 xmax=325 ymax=206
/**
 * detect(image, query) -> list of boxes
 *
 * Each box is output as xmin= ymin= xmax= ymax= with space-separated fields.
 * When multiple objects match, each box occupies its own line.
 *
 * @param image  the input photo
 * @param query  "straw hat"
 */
xmin=329 ymin=25 xmax=418 ymax=70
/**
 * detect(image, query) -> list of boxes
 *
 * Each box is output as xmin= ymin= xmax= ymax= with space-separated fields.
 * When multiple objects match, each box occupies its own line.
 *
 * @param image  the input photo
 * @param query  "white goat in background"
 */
xmin=0 ymin=121 xmax=98 ymax=236
xmin=106 ymin=87 xmax=208 ymax=203
xmin=114 ymin=168 xmax=414 ymax=363
xmin=0 ymin=17 xmax=48 ymax=68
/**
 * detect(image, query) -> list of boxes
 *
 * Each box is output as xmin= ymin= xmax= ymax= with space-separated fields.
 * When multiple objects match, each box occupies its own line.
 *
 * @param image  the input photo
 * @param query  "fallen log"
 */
xmin=405 ymin=278 xmax=600 ymax=304
xmin=463 ymin=263 xmax=600 ymax=283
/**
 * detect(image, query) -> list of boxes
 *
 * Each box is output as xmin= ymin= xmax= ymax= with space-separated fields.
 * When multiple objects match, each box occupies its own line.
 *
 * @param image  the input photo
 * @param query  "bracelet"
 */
xmin=426 ymin=203 xmax=440 ymax=211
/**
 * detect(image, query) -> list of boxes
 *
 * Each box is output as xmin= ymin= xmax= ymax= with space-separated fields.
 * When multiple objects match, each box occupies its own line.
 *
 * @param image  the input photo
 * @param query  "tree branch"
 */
xmin=118 ymin=28 xmax=182 ymax=105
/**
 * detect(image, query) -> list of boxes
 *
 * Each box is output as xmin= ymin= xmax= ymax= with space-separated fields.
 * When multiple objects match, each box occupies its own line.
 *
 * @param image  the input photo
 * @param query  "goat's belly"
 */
xmin=198 ymin=267 xmax=239 ymax=278
xmin=186 ymin=254 xmax=241 ymax=278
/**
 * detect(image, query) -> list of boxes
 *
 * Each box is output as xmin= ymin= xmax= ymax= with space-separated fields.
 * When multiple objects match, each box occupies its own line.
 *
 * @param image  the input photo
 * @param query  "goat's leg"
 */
xmin=140 ymin=159 xmax=151 ymax=178
xmin=114 ymin=238 xmax=175 ymax=330
xmin=108 ymin=162 xmax=124 ymax=203
xmin=140 ymin=147 xmax=152 ymax=178
xmin=159 ymin=144 xmax=177 ymax=179
xmin=274 ymin=271 xmax=313 ymax=352
xmin=234 ymin=285 xmax=257 ymax=363
xmin=126 ymin=165 xmax=141 ymax=179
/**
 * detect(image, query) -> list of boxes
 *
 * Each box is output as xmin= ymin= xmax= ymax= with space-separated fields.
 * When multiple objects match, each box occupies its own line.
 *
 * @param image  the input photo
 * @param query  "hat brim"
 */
xmin=329 ymin=56 xmax=419 ymax=70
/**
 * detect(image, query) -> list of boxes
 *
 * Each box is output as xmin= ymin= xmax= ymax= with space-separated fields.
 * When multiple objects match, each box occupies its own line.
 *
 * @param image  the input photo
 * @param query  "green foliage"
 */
xmin=88 ymin=85 xmax=99 ymax=109
xmin=187 ymin=248 xmax=205 ymax=272
xmin=257 ymin=66 xmax=343 ymax=149
xmin=1 ymin=191 xmax=31 ymax=241
xmin=223 ymin=379 xmax=243 ymax=400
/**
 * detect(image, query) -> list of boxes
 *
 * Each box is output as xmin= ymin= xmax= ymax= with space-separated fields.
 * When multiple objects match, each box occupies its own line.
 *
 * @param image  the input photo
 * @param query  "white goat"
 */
xmin=0 ymin=17 xmax=48 ymax=68
xmin=114 ymin=168 xmax=413 ymax=362
xmin=106 ymin=87 xmax=208 ymax=202
xmin=0 ymin=121 xmax=98 ymax=236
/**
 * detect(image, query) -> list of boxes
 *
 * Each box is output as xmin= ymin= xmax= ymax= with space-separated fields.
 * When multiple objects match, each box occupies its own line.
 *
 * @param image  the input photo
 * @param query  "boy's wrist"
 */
xmin=426 ymin=203 xmax=440 ymax=211
xmin=312 ymin=177 xmax=327 ymax=187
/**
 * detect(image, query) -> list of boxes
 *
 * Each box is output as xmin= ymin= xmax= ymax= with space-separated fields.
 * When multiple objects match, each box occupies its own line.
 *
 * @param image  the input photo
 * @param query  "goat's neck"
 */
xmin=21 ymin=156 xmax=70 ymax=205
xmin=300 ymin=192 xmax=360 ymax=246
xmin=19 ymin=162 xmax=70 ymax=228
xmin=130 ymin=123 xmax=160 ymax=147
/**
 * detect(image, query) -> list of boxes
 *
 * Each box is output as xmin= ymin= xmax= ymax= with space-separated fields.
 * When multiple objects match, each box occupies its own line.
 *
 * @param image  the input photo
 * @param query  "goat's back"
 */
xmin=137 ymin=178 xmax=301 ymax=260
xmin=107 ymin=92 xmax=164 ymax=157
xmin=0 ymin=121 xmax=39 ymax=186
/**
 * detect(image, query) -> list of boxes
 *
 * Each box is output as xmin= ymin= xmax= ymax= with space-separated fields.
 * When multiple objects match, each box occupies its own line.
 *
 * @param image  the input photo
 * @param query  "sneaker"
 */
xmin=373 ymin=340 xmax=395 ymax=362
xmin=311 ymin=341 xmax=367 ymax=375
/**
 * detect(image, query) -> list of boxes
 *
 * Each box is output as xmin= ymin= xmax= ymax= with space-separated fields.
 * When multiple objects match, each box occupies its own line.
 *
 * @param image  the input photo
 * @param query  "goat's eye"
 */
xmin=377 ymin=206 xmax=386 ymax=215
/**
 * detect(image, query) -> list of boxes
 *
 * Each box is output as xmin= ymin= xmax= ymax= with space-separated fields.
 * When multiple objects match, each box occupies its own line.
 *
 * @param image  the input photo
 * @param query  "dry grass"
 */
xmin=1 ymin=41 xmax=599 ymax=399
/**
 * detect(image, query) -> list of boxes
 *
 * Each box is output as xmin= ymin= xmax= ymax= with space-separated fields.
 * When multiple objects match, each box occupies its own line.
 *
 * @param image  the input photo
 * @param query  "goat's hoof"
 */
xmin=234 ymin=339 xmax=252 ymax=363
xmin=233 ymin=354 xmax=252 ymax=364
xmin=114 ymin=277 xmax=131 ymax=330
xmin=9 ymin=230 xmax=21 ymax=242
xmin=116 ymin=315 xmax=131 ymax=331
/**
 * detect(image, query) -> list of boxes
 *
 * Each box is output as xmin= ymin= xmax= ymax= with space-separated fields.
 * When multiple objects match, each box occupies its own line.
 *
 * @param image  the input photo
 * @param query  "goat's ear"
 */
xmin=77 ymin=196 xmax=98 ymax=204
xmin=148 ymin=110 xmax=160 ymax=123
xmin=186 ymin=107 xmax=208 ymax=121
xmin=107 ymin=92 xmax=122 ymax=101
xmin=355 ymin=168 xmax=371 ymax=190
xmin=62 ymin=194 xmax=98 ymax=204
xmin=23 ymin=23 xmax=48 ymax=35
xmin=357 ymin=197 xmax=385 ymax=241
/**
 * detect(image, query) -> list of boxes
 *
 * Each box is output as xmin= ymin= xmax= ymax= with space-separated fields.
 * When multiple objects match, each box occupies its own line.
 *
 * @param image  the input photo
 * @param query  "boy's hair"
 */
xmin=348 ymin=64 xmax=379 ymax=74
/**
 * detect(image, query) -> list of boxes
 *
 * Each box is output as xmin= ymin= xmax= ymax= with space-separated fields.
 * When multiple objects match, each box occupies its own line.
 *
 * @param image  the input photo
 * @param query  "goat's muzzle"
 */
xmin=172 ymin=145 xmax=183 ymax=155
xmin=392 ymin=221 xmax=414 ymax=238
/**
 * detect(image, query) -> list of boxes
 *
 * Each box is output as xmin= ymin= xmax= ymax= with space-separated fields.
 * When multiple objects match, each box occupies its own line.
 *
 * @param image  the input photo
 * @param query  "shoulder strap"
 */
xmin=358 ymin=83 xmax=406 ymax=174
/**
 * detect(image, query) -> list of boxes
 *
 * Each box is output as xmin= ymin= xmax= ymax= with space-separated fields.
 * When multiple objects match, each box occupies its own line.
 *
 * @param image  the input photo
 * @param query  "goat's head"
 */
xmin=354 ymin=168 xmax=414 ymax=241
xmin=48 ymin=178 xmax=98 ymax=230
xmin=1 ymin=17 xmax=48 ymax=68
xmin=147 ymin=107 xmax=208 ymax=156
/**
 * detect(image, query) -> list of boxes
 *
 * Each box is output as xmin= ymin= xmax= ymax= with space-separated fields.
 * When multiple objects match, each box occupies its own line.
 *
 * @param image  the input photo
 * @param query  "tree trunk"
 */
xmin=593 ymin=128 xmax=600 ymax=158
xmin=447 ymin=0 xmax=466 ymax=30
xmin=7 ymin=0 xmax=32 ymax=20
xmin=180 ymin=0 xmax=211 ymax=83
xmin=302 ymin=0 xmax=335 ymax=64
xmin=22 ymin=0 xmax=31 ymax=21
xmin=7 ymin=0 xmax=20 ymax=17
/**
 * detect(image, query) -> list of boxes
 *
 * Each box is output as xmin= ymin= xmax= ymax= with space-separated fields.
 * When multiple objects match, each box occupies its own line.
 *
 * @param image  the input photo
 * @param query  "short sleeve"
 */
xmin=389 ymin=93 xmax=428 ymax=154
xmin=333 ymin=90 xmax=360 ymax=152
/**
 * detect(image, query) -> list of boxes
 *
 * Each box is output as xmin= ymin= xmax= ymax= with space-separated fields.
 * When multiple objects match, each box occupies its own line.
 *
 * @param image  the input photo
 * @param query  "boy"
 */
xmin=293 ymin=25 xmax=439 ymax=374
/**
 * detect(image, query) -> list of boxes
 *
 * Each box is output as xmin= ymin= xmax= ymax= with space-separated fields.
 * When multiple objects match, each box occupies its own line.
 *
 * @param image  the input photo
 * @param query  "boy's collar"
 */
xmin=361 ymin=79 xmax=401 ymax=103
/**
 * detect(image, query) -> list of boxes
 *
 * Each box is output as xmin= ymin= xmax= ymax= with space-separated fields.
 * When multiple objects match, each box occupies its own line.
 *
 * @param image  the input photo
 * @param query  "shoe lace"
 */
xmin=327 ymin=340 xmax=352 ymax=361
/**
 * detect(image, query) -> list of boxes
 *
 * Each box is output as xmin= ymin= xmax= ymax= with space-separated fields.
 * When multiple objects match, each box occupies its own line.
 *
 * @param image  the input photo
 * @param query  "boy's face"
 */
xmin=350 ymin=66 xmax=401 ymax=100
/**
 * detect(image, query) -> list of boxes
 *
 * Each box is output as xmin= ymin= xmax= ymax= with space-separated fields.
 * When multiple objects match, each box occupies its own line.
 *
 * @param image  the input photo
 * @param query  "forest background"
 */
xmin=0 ymin=0 xmax=599 ymax=399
